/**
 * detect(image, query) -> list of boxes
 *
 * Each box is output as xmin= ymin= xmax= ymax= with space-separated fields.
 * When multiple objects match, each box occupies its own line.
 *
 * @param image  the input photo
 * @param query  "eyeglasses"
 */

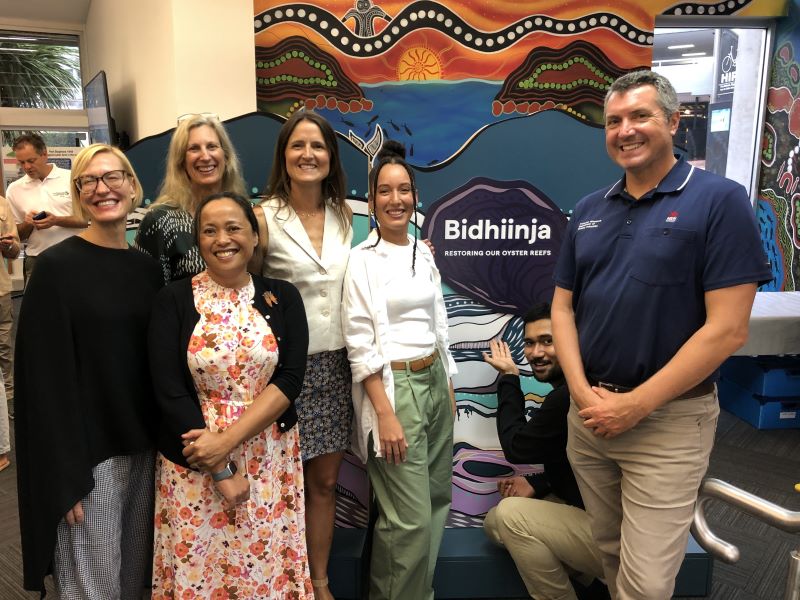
xmin=177 ymin=112 xmax=219 ymax=124
xmin=74 ymin=170 xmax=130 ymax=193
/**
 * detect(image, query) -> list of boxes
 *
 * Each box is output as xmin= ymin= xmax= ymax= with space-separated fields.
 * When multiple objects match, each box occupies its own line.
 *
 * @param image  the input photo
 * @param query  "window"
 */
xmin=653 ymin=23 xmax=772 ymax=197
xmin=0 ymin=30 xmax=82 ymax=109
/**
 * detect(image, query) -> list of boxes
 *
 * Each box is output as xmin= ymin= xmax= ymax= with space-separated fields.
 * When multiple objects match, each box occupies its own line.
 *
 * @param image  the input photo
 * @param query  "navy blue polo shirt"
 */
xmin=554 ymin=158 xmax=772 ymax=387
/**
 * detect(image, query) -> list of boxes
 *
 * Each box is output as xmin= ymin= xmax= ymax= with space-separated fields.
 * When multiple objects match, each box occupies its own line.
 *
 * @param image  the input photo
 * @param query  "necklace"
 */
xmin=294 ymin=204 xmax=324 ymax=219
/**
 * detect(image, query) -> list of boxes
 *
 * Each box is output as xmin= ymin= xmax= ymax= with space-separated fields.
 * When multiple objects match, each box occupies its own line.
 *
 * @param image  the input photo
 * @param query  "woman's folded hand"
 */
xmin=182 ymin=428 xmax=231 ymax=471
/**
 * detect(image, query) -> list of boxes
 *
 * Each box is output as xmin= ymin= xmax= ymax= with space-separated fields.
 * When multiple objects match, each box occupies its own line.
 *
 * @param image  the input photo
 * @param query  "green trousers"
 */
xmin=367 ymin=357 xmax=453 ymax=600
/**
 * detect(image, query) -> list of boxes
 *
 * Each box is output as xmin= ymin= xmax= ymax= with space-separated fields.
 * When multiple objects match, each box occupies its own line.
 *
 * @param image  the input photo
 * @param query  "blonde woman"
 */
xmin=135 ymin=114 xmax=248 ymax=283
xmin=15 ymin=144 xmax=161 ymax=597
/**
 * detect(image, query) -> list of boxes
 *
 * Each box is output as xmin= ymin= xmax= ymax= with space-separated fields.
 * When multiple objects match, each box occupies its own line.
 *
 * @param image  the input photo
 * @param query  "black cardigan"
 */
xmin=148 ymin=273 xmax=308 ymax=467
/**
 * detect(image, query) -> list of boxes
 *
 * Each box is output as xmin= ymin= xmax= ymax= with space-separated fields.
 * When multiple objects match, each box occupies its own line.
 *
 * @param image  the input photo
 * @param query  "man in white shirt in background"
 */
xmin=6 ymin=133 xmax=87 ymax=284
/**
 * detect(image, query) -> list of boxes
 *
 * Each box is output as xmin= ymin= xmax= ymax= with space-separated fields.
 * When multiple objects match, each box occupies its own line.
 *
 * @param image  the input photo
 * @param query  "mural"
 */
xmin=759 ymin=0 xmax=800 ymax=291
xmin=254 ymin=1 xmax=651 ymax=169
xmin=251 ymin=0 xmax=790 ymax=528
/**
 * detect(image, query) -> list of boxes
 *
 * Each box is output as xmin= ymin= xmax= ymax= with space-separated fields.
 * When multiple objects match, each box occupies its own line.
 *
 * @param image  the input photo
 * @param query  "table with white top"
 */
xmin=735 ymin=291 xmax=800 ymax=357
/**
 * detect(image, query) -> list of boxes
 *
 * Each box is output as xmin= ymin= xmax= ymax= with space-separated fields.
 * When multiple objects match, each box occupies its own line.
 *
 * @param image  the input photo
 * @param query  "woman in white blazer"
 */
xmin=251 ymin=111 xmax=353 ymax=600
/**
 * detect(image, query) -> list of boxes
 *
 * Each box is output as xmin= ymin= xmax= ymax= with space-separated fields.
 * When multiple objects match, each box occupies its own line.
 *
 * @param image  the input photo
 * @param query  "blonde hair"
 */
xmin=70 ymin=144 xmax=142 ymax=220
xmin=154 ymin=114 xmax=248 ymax=212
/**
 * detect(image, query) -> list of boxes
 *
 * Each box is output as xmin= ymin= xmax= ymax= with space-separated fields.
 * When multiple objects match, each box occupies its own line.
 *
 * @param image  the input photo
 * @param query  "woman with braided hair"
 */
xmin=342 ymin=140 xmax=456 ymax=600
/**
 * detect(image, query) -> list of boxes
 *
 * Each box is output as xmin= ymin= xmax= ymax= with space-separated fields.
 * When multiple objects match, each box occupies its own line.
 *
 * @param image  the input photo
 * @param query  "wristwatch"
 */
xmin=211 ymin=461 xmax=238 ymax=482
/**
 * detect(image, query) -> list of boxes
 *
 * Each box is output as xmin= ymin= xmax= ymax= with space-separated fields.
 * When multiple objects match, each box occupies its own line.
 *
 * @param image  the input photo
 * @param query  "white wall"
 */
xmin=83 ymin=0 xmax=256 ymax=143
xmin=171 ymin=1 xmax=256 ymax=123
xmin=83 ymin=0 xmax=174 ymax=144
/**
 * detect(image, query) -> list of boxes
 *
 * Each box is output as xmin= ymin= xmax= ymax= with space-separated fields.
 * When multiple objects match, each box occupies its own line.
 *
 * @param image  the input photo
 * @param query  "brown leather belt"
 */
xmin=391 ymin=349 xmax=439 ymax=372
xmin=587 ymin=377 xmax=715 ymax=401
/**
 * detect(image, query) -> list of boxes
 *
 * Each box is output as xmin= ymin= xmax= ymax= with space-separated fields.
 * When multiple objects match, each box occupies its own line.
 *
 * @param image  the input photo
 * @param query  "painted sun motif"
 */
xmin=397 ymin=46 xmax=442 ymax=80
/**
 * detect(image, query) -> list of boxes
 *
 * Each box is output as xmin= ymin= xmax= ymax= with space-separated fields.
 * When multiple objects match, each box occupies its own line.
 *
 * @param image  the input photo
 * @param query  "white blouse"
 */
xmin=342 ymin=233 xmax=457 ymax=462
xmin=380 ymin=240 xmax=437 ymax=361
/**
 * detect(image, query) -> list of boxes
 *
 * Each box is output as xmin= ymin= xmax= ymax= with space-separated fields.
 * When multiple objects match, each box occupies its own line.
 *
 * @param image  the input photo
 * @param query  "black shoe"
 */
xmin=573 ymin=577 xmax=611 ymax=600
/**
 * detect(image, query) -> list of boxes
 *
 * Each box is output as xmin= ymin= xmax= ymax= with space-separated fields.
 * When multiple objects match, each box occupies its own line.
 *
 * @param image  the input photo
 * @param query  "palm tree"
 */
xmin=0 ymin=42 xmax=80 ymax=109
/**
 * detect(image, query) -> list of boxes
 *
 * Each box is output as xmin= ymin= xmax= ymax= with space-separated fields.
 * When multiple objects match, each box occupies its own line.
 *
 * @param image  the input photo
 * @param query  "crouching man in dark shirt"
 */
xmin=483 ymin=303 xmax=609 ymax=600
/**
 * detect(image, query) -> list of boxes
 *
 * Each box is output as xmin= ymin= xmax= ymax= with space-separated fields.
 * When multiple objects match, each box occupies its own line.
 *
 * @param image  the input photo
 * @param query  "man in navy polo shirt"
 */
xmin=552 ymin=70 xmax=772 ymax=600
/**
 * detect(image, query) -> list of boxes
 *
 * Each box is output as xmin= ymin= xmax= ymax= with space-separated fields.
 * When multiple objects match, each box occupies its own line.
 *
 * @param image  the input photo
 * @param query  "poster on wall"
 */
xmin=716 ymin=28 xmax=738 ymax=98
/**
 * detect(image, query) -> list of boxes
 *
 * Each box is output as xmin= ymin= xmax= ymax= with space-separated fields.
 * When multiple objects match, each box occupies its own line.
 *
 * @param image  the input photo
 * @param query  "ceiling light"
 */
xmin=682 ymin=52 xmax=707 ymax=57
xmin=668 ymin=44 xmax=695 ymax=49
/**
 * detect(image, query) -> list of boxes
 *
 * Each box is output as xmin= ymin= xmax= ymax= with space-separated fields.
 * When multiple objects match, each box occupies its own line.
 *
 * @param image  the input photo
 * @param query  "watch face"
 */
xmin=228 ymin=461 xmax=238 ymax=475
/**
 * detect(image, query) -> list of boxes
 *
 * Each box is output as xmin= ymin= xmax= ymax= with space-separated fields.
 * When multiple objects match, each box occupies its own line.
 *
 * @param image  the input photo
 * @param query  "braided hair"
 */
xmin=368 ymin=140 xmax=419 ymax=275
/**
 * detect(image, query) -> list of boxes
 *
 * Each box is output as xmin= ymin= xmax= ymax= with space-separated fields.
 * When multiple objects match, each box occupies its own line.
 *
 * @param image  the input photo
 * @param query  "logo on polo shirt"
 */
xmin=666 ymin=211 xmax=678 ymax=223
xmin=577 ymin=219 xmax=602 ymax=231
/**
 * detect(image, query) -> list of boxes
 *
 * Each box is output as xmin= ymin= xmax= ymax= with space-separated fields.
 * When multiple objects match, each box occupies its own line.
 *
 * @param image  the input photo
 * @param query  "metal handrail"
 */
xmin=691 ymin=478 xmax=800 ymax=600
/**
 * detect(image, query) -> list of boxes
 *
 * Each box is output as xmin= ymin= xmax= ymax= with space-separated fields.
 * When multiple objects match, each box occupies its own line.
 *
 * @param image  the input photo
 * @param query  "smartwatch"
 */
xmin=211 ymin=461 xmax=238 ymax=482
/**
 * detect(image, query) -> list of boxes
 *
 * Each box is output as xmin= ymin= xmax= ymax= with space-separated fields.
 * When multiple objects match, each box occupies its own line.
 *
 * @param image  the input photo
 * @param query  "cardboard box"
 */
xmin=720 ymin=356 xmax=800 ymax=397
xmin=719 ymin=377 xmax=800 ymax=430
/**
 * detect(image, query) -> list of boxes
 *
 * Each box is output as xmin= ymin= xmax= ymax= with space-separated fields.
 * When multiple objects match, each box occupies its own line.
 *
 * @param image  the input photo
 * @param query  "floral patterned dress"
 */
xmin=153 ymin=272 xmax=312 ymax=599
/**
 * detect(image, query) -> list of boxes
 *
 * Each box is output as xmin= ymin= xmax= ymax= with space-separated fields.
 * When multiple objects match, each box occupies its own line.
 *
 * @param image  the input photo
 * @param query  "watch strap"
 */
xmin=211 ymin=461 xmax=237 ymax=482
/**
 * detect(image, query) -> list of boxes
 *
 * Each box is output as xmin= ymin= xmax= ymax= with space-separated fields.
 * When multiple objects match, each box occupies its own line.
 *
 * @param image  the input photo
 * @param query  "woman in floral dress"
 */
xmin=149 ymin=192 xmax=312 ymax=599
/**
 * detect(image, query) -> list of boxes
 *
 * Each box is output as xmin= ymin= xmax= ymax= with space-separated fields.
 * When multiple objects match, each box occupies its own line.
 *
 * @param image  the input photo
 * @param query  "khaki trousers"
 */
xmin=0 ymin=293 xmax=14 ymax=413
xmin=484 ymin=495 xmax=603 ymax=599
xmin=367 ymin=358 xmax=453 ymax=600
xmin=567 ymin=391 xmax=718 ymax=600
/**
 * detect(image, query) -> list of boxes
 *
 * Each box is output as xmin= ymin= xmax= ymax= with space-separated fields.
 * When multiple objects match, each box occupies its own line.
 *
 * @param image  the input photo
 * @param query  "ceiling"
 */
xmin=653 ymin=28 xmax=717 ymax=65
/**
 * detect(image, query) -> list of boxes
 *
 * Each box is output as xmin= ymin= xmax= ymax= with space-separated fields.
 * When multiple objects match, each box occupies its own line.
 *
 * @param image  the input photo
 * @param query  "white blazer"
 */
xmin=261 ymin=197 xmax=353 ymax=355
xmin=342 ymin=233 xmax=457 ymax=462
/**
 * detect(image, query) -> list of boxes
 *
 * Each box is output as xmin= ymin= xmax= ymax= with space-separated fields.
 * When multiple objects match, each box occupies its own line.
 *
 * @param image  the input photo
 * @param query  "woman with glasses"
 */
xmin=15 ymin=144 xmax=162 ymax=597
xmin=342 ymin=140 xmax=456 ymax=600
xmin=135 ymin=113 xmax=249 ymax=284
xmin=252 ymin=111 xmax=352 ymax=600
